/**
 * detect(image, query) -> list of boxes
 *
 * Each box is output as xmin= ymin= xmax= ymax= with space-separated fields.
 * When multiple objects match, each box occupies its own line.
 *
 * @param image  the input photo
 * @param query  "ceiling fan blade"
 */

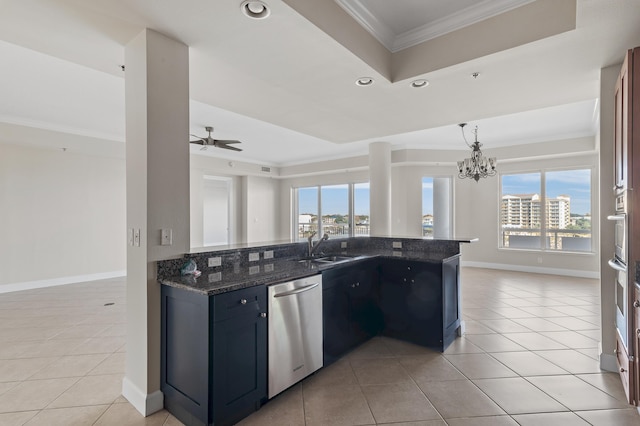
xmin=217 ymin=143 xmax=243 ymax=152
xmin=214 ymin=139 xmax=241 ymax=144
xmin=190 ymin=139 xmax=205 ymax=145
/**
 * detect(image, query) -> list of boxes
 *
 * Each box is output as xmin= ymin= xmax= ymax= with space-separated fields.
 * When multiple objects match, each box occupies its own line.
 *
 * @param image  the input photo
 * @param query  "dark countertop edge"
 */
xmin=159 ymin=252 xmax=461 ymax=296
xmin=188 ymin=236 xmax=477 ymax=256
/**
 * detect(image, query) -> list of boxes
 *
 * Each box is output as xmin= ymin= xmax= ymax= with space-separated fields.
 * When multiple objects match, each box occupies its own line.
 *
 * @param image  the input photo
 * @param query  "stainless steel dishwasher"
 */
xmin=267 ymin=274 xmax=323 ymax=398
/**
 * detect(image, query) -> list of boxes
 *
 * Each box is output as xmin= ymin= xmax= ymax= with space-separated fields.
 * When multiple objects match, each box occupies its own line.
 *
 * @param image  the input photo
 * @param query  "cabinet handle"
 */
xmin=240 ymin=298 xmax=247 ymax=305
xmin=407 ymin=266 xmax=411 ymax=271
xmin=356 ymin=282 xmax=360 ymax=287
xmin=620 ymin=367 xmax=626 ymax=373
xmin=634 ymin=300 xmax=640 ymax=308
xmin=637 ymin=329 xmax=640 ymax=337
xmin=614 ymin=348 xmax=618 ymax=354
xmin=260 ymin=312 xmax=267 ymax=318
xmin=351 ymin=284 xmax=356 ymax=288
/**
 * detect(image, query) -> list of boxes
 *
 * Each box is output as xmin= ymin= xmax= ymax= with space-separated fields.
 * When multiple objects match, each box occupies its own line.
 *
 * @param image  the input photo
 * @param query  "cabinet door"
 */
xmin=349 ymin=260 xmax=382 ymax=344
xmin=212 ymin=311 xmax=267 ymax=425
xmin=634 ymin=284 xmax=640 ymax=406
xmin=614 ymin=51 xmax=629 ymax=191
xmin=323 ymin=281 xmax=352 ymax=366
xmin=378 ymin=259 xmax=413 ymax=334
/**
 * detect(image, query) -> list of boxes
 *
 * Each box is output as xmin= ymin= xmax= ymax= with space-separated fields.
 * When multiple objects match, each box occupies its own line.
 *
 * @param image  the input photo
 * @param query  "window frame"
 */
xmin=293 ymin=182 xmax=369 ymax=240
xmin=498 ymin=166 xmax=593 ymax=254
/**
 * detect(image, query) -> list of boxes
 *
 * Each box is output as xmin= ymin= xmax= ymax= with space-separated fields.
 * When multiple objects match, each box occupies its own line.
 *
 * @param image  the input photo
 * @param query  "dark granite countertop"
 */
xmin=159 ymin=250 xmax=460 ymax=296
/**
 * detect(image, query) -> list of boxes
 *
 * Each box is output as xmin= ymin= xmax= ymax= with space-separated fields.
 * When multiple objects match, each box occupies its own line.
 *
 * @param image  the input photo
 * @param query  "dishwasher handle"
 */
xmin=273 ymin=282 xmax=319 ymax=298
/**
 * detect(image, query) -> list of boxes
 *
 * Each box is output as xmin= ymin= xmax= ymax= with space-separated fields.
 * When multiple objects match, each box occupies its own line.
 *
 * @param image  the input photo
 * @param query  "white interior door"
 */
xmin=203 ymin=176 xmax=231 ymax=246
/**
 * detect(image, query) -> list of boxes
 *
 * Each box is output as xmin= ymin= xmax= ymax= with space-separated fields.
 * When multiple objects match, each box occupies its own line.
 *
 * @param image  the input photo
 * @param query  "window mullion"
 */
xmin=348 ymin=183 xmax=355 ymax=237
xmin=540 ymin=171 xmax=551 ymax=251
xmin=317 ymin=185 xmax=322 ymax=237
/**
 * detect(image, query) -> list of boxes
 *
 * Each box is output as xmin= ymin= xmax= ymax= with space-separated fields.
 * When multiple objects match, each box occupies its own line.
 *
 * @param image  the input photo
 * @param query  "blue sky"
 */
xmin=298 ymin=185 xmax=370 ymax=215
xmin=502 ymin=169 xmax=591 ymax=215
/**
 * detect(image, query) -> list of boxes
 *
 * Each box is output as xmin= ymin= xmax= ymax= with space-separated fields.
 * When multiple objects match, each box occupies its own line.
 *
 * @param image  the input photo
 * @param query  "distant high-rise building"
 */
xmin=501 ymin=194 xmax=570 ymax=229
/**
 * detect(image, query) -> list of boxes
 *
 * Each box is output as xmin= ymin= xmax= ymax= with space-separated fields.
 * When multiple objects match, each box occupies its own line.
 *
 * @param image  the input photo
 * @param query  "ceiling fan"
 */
xmin=190 ymin=126 xmax=243 ymax=152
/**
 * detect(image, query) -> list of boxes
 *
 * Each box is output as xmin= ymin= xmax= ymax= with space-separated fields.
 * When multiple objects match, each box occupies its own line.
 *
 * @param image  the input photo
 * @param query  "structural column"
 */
xmin=369 ymin=142 xmax=392 ymax=236
xmin=433 ymin=178 xmax=452 ymax=239
xmin=123 ymin=29 xmax=190 ymax=416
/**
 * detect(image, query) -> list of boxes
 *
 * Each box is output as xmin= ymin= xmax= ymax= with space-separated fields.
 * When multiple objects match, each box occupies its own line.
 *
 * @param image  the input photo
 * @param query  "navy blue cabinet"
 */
xmin=379 ymin=255 xmax=460 ymax=351
xmin=322 ymin=260 xmax=383 ymax=365
xmin=161 ymin=285 xmax=267 ymax=426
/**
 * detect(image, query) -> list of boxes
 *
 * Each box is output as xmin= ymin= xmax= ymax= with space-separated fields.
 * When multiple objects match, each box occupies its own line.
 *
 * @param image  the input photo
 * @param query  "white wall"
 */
xmin=0 ymin=143 xmax=126 ymax=287
xmin=458 ymin=152 xmax=600 ymax=277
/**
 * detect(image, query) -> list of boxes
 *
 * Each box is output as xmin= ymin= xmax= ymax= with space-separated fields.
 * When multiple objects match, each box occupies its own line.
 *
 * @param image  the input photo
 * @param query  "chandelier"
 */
xmin=456 ymin=123 xmax=497 ymax=182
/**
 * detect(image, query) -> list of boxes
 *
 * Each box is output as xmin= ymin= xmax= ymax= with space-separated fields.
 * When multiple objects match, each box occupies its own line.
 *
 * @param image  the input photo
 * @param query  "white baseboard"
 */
xmin=122 ymin=376 xmax=164 ymax=417
xmin=0 ymin=270 xmax=126 ymax=294
xmin=461 ymin=261 xmax=599 ymax=279
xmin=600 ymin=352 xmax=618 ymax=372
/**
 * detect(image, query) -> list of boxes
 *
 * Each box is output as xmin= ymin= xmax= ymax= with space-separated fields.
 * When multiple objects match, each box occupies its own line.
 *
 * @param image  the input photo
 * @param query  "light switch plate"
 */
xmin=208 ymin=257 xmax=222 ymax=267
xmin=249 ymin=265 xmax=260 ymax=275
xmin=249 ymin=252 xmax=260 ymax=262
xmin=161 ymin=228 xmax=172 ymax=246
xmin=392 ymin=241 xmax=402 ymax=249
xmin=133 ymin=229 xmax=141 ymax=247
xmin=264 ymin=250 xmax=274 ymax=259
xmin=341 ymin=241 xmax=348 ymax=248
xmin=127 ymin=228 xmax=134 ymax=246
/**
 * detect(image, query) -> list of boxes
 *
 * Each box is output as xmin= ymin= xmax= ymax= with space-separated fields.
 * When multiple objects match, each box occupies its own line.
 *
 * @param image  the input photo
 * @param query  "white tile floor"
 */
xmin=0 ymin=268 xmax=639 ymax=425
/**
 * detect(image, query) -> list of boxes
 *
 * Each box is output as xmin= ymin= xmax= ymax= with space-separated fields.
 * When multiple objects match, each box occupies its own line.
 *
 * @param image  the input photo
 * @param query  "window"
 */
xmin=295 ymin=183 xmax=369 ymax=240
xmin=422 ymin=177 xmax=434 ymax=237
xmin=500 ymin=169 xmax=591 ymax=252
xmin=353 ymin=183 xmax=370 ymax=236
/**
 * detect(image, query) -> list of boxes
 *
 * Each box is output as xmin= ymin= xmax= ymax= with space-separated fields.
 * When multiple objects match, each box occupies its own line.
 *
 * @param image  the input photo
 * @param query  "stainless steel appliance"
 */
xmin=608 ymin=192 xmax=629 ymax=347
xmin=267 ymin=275 xmax=323 ymax=399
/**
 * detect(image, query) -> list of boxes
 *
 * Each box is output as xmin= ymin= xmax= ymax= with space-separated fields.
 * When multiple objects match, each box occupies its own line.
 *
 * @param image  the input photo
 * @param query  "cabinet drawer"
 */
xmin=213 ymin=286 xmax=266 ymax=322
xmin=615 ymin=331 xmax=633 ymax=403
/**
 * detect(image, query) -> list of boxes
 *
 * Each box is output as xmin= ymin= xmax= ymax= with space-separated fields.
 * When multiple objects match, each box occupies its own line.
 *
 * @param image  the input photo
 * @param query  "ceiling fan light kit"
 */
xmin=190 ymin=126 xmax=243 ymax=152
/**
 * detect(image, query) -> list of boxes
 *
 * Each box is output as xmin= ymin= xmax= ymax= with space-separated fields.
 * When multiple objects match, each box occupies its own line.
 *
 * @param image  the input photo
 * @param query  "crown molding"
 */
xmin=335 ymin=0 xmax=535 ymax=53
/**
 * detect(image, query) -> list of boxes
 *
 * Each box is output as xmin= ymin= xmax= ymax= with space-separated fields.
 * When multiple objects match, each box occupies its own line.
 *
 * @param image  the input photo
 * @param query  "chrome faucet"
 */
xmin=308 ymin=233 xmax=329 ymax=257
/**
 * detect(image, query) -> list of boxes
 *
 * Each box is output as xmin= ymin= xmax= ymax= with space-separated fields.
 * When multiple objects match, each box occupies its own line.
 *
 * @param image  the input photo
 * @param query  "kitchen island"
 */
xmin=157 ymin=236 xmax=474 ymax=426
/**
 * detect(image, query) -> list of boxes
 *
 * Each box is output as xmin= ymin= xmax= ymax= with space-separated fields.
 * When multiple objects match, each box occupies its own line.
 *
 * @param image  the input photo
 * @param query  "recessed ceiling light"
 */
xmin=411 ymin=79 xmax=429 ymax=88
xmin=240 ymin=1 xmax=270 ymax=19
xmin=355 ymin=77 xmax=374 ymax=86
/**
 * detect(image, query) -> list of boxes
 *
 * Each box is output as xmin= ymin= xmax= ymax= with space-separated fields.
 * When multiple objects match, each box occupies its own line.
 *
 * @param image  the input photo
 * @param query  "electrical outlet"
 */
xmin=208 ymin=257 xmax=222 ymax=267
xmin=341 ymin=241 xmax=348 ymax=249
xmin=264 ymin=250 xmax=274 ymax=259
xmin=249 ymin=252 xmax=260 ymax=262
xmin=392 ymin=241 xmax=402 ymax=249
